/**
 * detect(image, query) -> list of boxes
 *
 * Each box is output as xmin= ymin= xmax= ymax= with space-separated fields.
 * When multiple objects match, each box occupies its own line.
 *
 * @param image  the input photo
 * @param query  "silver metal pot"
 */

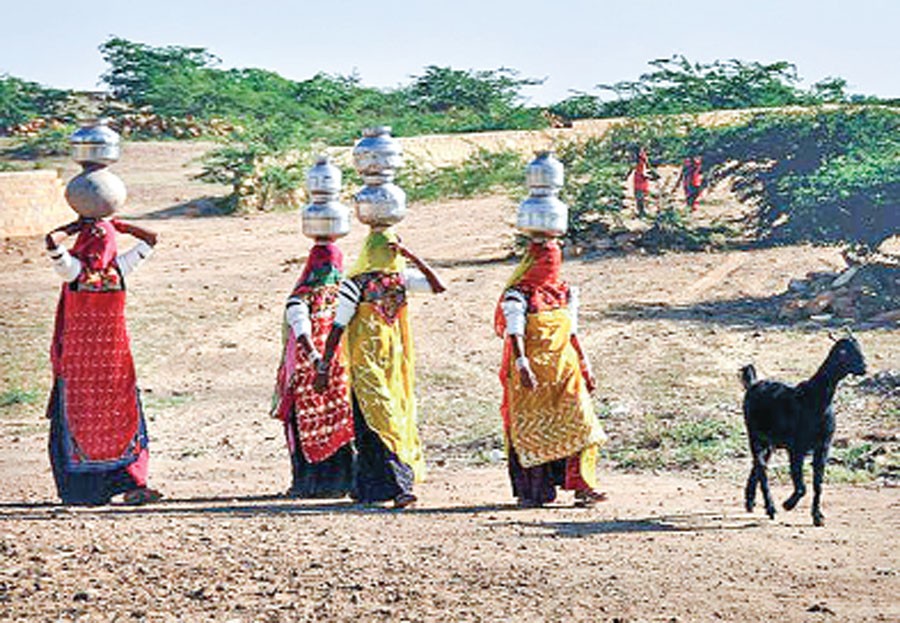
xmin=525 ymin=151 xmax=564 ymax=193
xmin=306 ymin=156 xmax=342 ymax=198
xmin=352 ymin=126 xmax=402 ymax=179
xmin=516 ymin=195 xmax=568 ymax=237
xmin=303 ymin=201 xmax=351 ymax=239
xmin=354 ymin=183 xmax=407 ymax=227
xmin=302 ymin=156 xmax=350 ymax=239
xmin=352 ymin=126 xmax=407 ymax=228
xmin=516 ymin=151 xmax=568 ymax=237
xmin=70 ymin=119 xmax=121 ymax=166
xmin=64 ymin=168 xmax=127 ymax=218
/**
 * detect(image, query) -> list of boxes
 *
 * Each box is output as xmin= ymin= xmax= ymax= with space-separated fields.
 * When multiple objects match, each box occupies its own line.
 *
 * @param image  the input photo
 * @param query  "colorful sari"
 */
xmin=47 ymin=220 xmax=150 ymax=505
xmin=495 ymin=240 xmax=606 ymax=506
xmin=343 ymin=230 xmax=425 ymax=502
xmin=272 ymin=242 xmax=354 ymax=497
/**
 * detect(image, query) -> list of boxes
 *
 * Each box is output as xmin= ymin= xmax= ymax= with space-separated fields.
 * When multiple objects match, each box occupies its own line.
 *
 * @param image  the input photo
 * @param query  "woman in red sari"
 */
xmin=271 ymin=242 xmax=354 ymax=498
xmin=45 ymin=217 xmax=161 ymax=506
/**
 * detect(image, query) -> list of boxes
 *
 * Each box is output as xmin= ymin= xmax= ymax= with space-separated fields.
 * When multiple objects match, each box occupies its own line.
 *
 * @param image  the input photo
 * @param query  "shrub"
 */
xmin=699 ymin=107 xmax=900 ymax=249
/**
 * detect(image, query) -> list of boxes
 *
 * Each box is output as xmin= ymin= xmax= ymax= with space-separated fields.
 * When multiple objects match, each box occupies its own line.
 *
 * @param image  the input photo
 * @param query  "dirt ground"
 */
xmin=0 ymin=142 xmax=898 ymax=622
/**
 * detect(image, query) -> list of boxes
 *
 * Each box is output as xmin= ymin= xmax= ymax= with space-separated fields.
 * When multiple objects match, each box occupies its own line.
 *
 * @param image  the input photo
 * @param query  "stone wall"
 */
xmin=0 ymin=170 xmax=74 ymax=237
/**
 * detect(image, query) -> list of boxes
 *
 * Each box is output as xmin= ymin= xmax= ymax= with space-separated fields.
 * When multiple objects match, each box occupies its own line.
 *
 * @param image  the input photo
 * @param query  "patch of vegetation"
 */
xmin=0 ymin=75 xmax=70 ymax=130
xmin=0 ymin=387 xmax=39 ymax=409
xmin=552 ymin=107 xmax=898 ymax=252
xmin=97 ymin=38 xmax=546 ymax=143
xmin=550 ymin=55 xmax=863 ymax=122
xmin=5 ymin=124 xmax=74 ymax=158
xmin=699 ymin=107 xmax=900 ymax=251
xmin=399 ymin=148 xmax=525 ymax=203
xmin=610 ymin=415 xmax=745 ymax=471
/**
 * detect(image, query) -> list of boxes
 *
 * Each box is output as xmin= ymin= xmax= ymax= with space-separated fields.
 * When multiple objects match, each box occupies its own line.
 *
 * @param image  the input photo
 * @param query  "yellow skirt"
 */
xmin=345 ymin=303 xmax=426 ymax=482
xmin=504 ymin=308 xmax=606 ymax=484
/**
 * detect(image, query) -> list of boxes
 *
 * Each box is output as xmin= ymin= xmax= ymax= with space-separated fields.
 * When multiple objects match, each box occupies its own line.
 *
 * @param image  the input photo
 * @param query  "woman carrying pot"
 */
xmin=45 ymin=217 xmax=162 ymax=505
xmin=271 ymin=158 xmax=355 ymax=498
xmin=314 ymin=230 xmax=445 ymax=508
xmin=497 ymin=152 xmax=607 ymax=508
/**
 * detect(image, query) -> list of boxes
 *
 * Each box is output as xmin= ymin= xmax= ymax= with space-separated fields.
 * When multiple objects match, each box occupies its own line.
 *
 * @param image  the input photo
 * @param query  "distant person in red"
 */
xmin=674 ymin=155 xmax=703 ymax=211
xmin=627 ymin=147 xmax=653 ymax=217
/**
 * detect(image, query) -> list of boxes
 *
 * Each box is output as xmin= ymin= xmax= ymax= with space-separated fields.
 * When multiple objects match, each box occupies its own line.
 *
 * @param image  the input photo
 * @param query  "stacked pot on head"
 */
xmin=302 ymin=156 xmax=350 ymax=242
xmin=64 ymin=119 xmax=127 ymax=219
xmin=516 ymin=151 xmax=568 ymax=239
xmin=351 ymin=126 xmax=406 ymax=231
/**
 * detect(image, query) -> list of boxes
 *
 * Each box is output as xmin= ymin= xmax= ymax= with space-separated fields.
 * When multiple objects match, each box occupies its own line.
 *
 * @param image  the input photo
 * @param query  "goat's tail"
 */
xmin=740 ymin=365 xmax=757 ymax=390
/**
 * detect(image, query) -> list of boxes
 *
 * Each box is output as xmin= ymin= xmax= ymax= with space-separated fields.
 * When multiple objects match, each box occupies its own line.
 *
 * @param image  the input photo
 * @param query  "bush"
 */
xmin=0 ymin=75 xmax=70 ymax=131
xmin=5 ymin=124 xmax=74 ymax=158
xmin=196 ymin=118 xmax=312 ymax=212
xmin=699 ymin=107 xmax=900 ymax=249
xmin=399 ymin=148 xmax=525 ymax=203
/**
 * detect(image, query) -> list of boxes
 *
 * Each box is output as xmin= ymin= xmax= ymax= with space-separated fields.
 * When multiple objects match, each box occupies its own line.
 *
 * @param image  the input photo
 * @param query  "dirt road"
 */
xmin=0 ymin=142 xmax=897 ymax=622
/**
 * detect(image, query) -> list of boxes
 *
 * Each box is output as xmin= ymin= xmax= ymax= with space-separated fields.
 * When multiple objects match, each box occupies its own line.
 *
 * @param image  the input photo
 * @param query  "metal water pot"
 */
xmin=352 ymin=126 xmax=402 ymax=179
xmin=70 ymin=119 xmax=121 ymax=166
xmin=525 ymin=151 xmax=564 ymax=193
xmin=516 ymin=195 xmax=568 ymax=237
xmin=516 ymin=151 xmax=568 ymax=237
xmin=65 ymin=167 xmax=127 ymax=218
xmin=302 ymin=156 xmax=350 ymax=239
xmin=354 ymin=183 xmax=407 ymax=228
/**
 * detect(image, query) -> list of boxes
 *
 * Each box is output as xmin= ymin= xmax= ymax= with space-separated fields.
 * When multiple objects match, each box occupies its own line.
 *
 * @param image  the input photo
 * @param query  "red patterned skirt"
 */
xmin=273 ymin=316 xmax=353 ymax=464
xmin=48 ymin=287 xmax=148 ymax=504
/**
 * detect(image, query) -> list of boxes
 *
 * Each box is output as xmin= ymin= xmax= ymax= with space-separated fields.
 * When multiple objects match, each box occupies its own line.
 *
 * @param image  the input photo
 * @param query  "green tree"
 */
xmin=699 ymin=107 xmax=900 ymax=249
xmin=0 ymin=75 xmax=69 ymax=129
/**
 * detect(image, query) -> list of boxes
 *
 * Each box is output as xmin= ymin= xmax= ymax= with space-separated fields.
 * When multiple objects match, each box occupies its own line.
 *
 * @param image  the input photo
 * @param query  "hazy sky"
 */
xmin=2 ymin=0 xmax=897 ymax=104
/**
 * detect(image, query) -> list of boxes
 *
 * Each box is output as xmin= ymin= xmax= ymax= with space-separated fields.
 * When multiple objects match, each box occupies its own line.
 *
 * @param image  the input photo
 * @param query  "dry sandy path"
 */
xmin=0 ymin=142 xmax=897 ymax=622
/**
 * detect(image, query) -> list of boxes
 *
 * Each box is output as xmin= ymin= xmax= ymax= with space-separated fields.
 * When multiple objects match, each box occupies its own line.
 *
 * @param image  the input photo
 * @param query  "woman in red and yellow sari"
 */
xmin=272 ymin=242 xmax=354 ymax=498
xmin=44 ymin=217 xmax=161 ymax=506
xmin=314 ymin=230 xmax=445 ymax=508
xmin=495 ymin=238 xmax=607 ymax=507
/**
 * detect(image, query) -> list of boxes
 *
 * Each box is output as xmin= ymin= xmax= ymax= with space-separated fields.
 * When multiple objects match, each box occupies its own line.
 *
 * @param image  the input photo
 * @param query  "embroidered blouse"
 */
xmin=48 ymin=241 xmax=154 ymax=282
xmin=333 ymin=269 xmax=434 ymax=328
xmin=502 ymin=285 xmax=580 ymax=336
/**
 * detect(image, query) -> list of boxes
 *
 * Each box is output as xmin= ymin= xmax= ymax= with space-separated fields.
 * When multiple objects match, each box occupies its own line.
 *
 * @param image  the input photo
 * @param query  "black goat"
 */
xmin=740 ymin=336 xmax=866 ymax=526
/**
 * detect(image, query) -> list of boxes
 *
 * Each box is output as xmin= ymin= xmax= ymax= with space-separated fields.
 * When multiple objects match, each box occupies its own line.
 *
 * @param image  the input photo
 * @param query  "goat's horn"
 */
xmin=828 ymin=331 xmax=838 ymax=342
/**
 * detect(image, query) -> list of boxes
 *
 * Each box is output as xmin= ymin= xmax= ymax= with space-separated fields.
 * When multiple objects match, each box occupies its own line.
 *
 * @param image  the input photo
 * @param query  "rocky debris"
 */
xmin=778 ymin=260 xmax=900 ymax=325
xmin=858 ymin=370 xmax=900 ymax=397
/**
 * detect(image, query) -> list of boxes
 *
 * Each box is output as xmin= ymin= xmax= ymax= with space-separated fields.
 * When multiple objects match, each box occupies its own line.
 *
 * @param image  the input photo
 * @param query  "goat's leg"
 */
xmin=744 ymin=465 xmax=758 ymax=512
xmin=751 ymin=446 xmax=776 ymax=519
xmin=744 ymin=442 xmax=759 ymax=512
xmin=783 ymin=449 xmax=807 ymax=511
xmin=811 ymin=447 xmax=828 ymax=527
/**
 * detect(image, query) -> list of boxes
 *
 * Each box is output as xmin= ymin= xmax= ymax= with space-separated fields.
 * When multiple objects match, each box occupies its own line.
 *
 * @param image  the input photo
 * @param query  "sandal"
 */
xmin=574 ymin=489 xmax=608 ymax=507
xmin=123 ymin=487 xmax=163 ymax=506
xmin=392 ymin=493 xmax=417 ymax=509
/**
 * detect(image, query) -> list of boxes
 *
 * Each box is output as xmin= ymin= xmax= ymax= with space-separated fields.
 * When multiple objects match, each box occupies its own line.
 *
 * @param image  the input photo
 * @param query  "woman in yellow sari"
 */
xmin=315 ymin=230 xmax=445 ymax=508
xmin=495 ymin=238 xmax=607 ymax=507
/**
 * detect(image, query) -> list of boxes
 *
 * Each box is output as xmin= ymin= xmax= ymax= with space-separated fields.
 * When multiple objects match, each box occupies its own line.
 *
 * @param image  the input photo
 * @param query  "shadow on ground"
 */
xmin=141 ymin=197 xmax=228 ymax=220
xmin=0 ymin=496 xmax=761 ymax=535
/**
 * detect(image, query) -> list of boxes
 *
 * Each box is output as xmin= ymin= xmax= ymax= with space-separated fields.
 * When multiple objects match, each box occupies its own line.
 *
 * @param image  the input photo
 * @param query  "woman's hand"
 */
xmin=313 ymin=361 xmax=330 ymax=394
xmin=581 ymin=361 xmax=597 ymax=394
xmin=44 ymin=220 xmax=81 ymax=250
xmin=112 ymin=219 xmax=158 ymax=247
xmin=516 ymin=356 xmax=537 ymax=390
xmin=389 ymin=240 xmax=447 ymax=294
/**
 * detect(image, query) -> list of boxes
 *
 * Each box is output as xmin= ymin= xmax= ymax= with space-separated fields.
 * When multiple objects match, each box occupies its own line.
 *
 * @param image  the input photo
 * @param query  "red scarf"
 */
xmin=494 ymin=240 xmax=569 ymax=337
xmin=71 ymin=219 xmax=118 ymax=271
